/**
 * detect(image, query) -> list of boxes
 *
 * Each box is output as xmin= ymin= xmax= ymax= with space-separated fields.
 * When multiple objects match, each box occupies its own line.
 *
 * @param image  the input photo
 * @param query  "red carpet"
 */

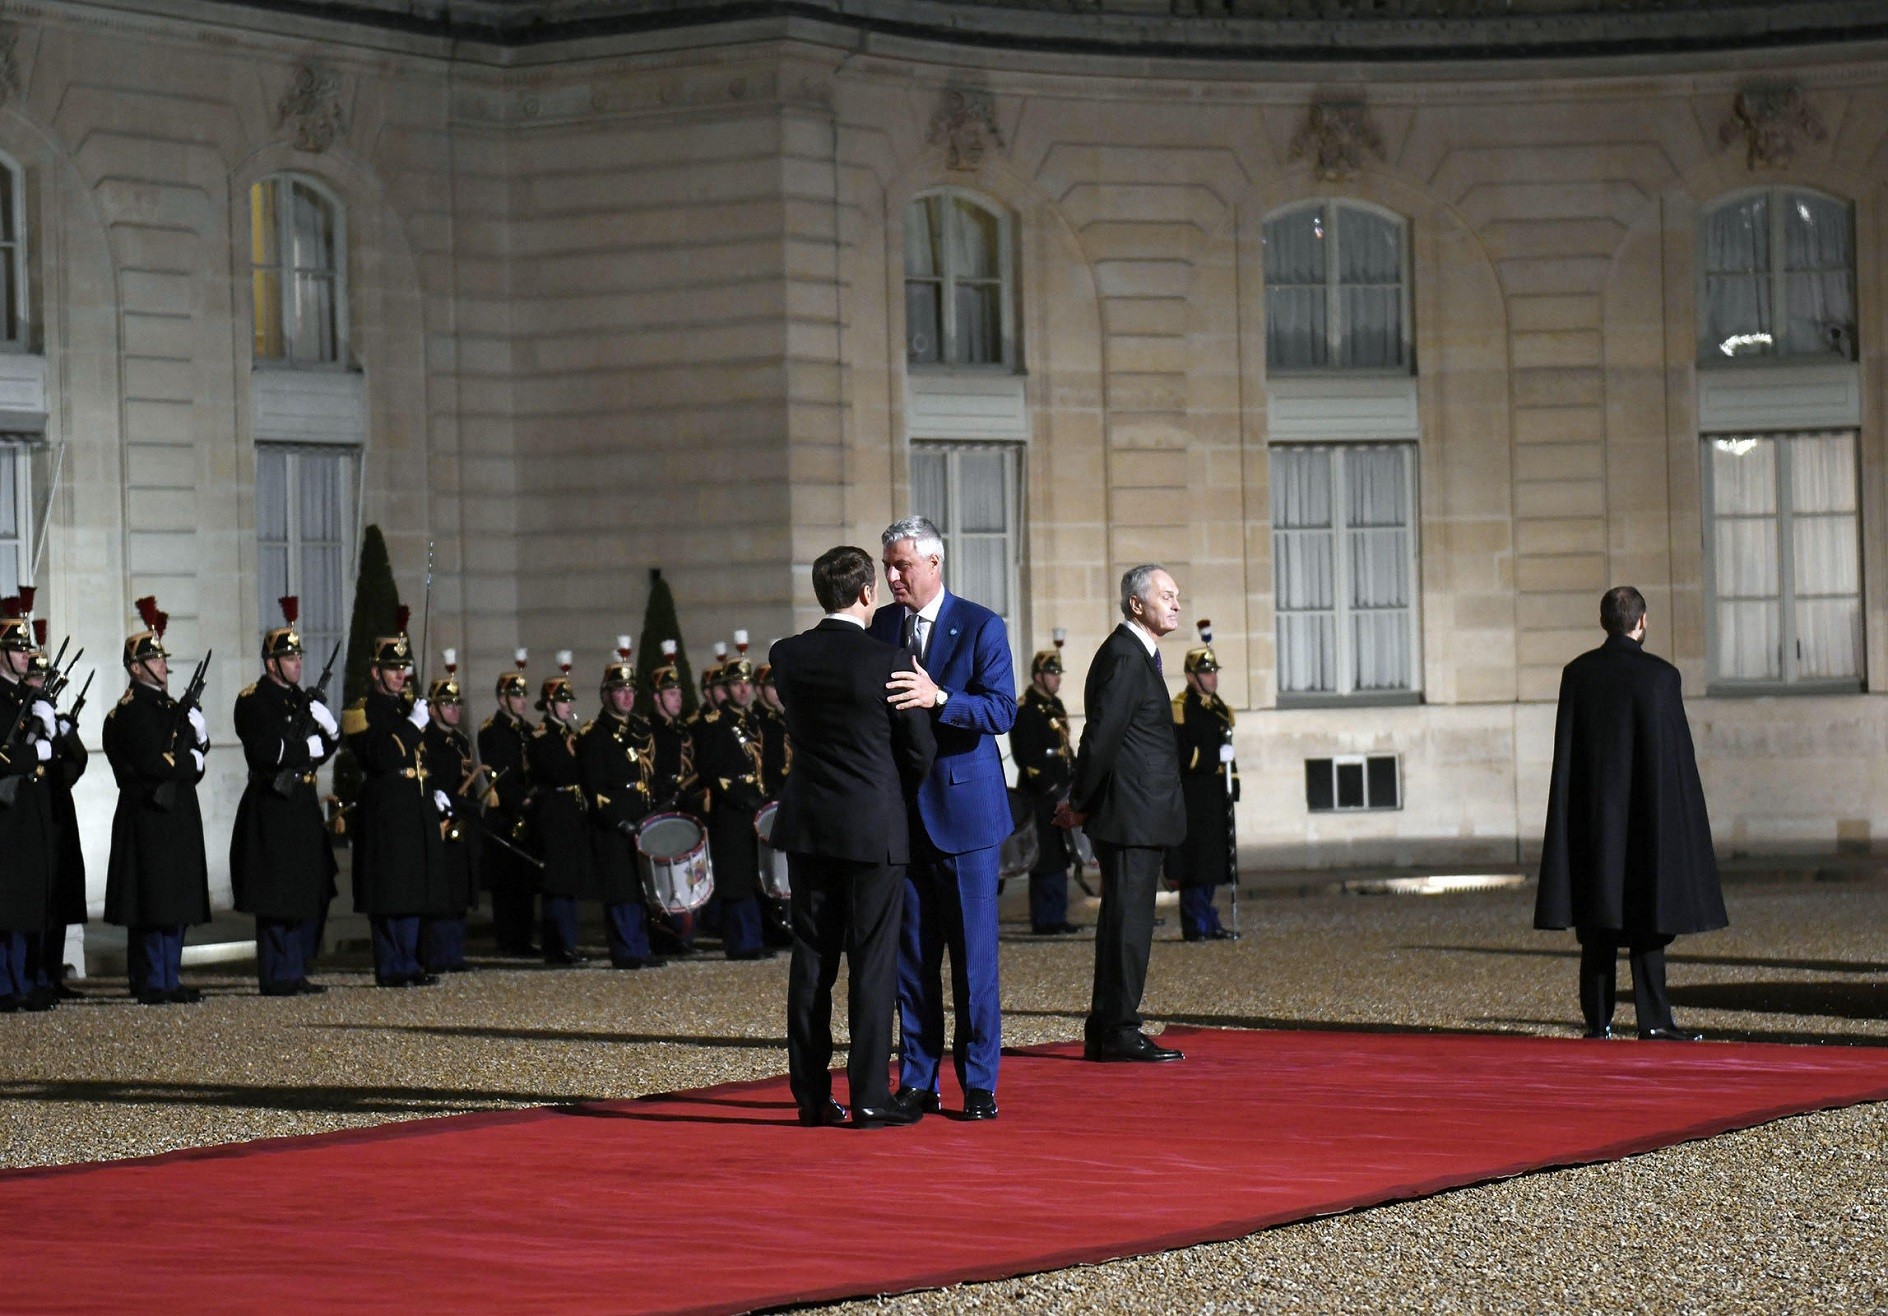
xmin=5 ymin=1026 xmax=1888 ymax=1314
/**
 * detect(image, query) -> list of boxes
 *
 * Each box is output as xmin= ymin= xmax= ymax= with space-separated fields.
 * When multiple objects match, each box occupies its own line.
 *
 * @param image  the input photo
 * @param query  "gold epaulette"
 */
xmin=580 ymin=719 xmax=595 ymax=734
xmin=341 ymin=701 xmax=368 ymax=737
xmin=700 ymin=708 xmax=721 ymax=724
xmin=239 ymin=682 xmax=257 ymax=699
xmin=1171 ymin=691 xmax=1187 ymax=725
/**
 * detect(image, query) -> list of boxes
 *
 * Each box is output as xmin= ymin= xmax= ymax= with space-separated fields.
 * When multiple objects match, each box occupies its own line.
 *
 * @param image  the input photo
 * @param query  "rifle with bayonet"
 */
xmin=152 ymin=650 xmax=212 ymax=811
xmin=272 ymin=641 xmax=342 ymax=798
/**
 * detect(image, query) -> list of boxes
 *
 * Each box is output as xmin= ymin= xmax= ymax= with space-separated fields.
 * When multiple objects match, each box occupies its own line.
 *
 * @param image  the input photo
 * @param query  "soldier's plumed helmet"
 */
xmin=1184 ymin=646 xmax=1219 ymax=675
xmin=429 ymin=675 xmax=463 ymax=705
xmin=721 ymin=658 xmax=755 ymax=684
xmin=701 ymin=664 xmax=724 ymax=692
xmin=1030 ymin=649 xmax=1063 ymax=677
xmin=263 ymin=595 xmax=305 ymax=660
xmin=123 ymin=595 xmax=170 ymax=667
xmin=537 ymin=675 xmax=574 ymax=710
xmin=27 ymin=618 xmax=51 ymax=675
xmin=755 ymin=663 xmax=774 ymax=687
xmin=496 ymin=648 xmax=529 ymax=700
xmin=649 ymin=663 xmax=682 ymax=692
xmin=601 ymin=661 xmax=636 ymax=693
xmin=372 ymin=605 xmax=414 ymax=670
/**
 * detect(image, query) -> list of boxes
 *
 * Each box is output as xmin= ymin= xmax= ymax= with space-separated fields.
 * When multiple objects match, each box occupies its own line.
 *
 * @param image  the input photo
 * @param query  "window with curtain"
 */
xmin=909 ymin=441 xmax=1022 ymax=658
xmin=1699 ymin=189 xmax=1855 ymax=362
xmin=257 ymin=444 xmax=356 ymax=663
xmin=1704 ymin=430 xmax=1861 ymax=688
xmin=1262 ymin=202 xmax=1409 ymax=372
xmin=0 ymin=157 xmax=25 ymax=348
xmin=905 ymin=192 xmax=1014 ymax=369
xmin=1272 ymin=443 xmax=1419 ymax=699
xmin=251 ymin=176 xmax=345 ymax=366
xmin=0 ymin=444 xmax=27 ymax=592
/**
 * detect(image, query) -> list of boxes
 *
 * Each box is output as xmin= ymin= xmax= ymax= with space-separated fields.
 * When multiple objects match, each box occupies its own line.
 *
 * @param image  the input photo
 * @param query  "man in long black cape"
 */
xmin=1536 ymin=585 xmax=1727 ymax=1041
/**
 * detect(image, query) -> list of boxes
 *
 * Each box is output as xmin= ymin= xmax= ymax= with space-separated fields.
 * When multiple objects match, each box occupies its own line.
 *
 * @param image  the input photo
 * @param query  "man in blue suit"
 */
xmin=873 ymin=515 xmax=1016 ymax=1121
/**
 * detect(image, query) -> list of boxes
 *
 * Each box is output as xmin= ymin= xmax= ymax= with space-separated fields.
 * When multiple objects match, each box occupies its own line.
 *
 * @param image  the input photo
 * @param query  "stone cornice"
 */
xmin=91 ymin=0 xmax=1888 ymax=61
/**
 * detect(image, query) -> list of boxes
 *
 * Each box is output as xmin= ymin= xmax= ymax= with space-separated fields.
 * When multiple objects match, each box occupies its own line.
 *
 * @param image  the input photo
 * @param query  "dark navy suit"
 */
xmin=870 ymin=591 xmax=1015 ymax=1097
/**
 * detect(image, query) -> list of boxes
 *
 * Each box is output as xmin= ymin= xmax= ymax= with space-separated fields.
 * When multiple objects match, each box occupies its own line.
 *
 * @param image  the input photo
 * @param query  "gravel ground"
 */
xmin=3 ymin=875 xmax=1885 ymax=1313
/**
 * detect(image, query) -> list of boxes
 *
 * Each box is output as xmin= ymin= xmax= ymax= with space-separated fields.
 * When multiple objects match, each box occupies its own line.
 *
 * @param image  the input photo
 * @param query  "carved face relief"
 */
xmin=1718 ymin=86 xmax=1826 ymax=171
xmin=929 ymin=87 xmax=1003 ymax=172
xmin=280 ymin=65 xmax=348 ymax=154
xmin=1288 ymin=100 xmax=1384 ymax=183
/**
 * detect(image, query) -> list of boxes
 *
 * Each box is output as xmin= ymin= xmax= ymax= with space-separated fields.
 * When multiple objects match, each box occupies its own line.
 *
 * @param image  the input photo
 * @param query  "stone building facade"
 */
xmin=8 ymin=0 xmax=1888 ymax=903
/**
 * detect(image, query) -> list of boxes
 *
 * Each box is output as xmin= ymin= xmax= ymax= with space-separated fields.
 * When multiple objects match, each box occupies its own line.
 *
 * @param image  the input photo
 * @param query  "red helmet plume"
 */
xmin=135 ymin=596 xmax=161 ymax=630
xmin=279 ymin=595 xmax=300 ymax=625
xmin=395 ymin=604 xmax=411 ymax=634
xmin=16 ymin=585 xmax=35 ymax=614
xmin=32 ymin=618 xmax=48 ymax=647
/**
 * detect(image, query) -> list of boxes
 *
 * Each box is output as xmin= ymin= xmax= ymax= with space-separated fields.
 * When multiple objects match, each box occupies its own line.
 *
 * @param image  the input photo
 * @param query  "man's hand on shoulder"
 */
xmin=887 ymin=659 xmax=943 ymax=712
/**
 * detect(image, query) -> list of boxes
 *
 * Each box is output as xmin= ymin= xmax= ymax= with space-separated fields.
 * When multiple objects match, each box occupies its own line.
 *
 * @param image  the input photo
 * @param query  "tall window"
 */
xmin=905 ymin=191 xmax=1015 ymax=369
xmin=1262 ymin=202 xmax=1409 ymax=372
xmin=910 ymin=441 xmax=1022 ymax=649
xmin=0 ymin=157 xmax=25 ymax=348
xmin=1699 ymin=189 xmax=1854 ymax=362
xmin=0 ymin=445 xmax=28 ymax=591
xmin=1272 ymin=443 xmax=1419 ymax=700
xmin=257 ymin=445 xmax=355 ymax=663
xmin=251 ymin=176 xmax=344 ymax=365
xmin=1704 ymin=431 xmax=1860 ymax=688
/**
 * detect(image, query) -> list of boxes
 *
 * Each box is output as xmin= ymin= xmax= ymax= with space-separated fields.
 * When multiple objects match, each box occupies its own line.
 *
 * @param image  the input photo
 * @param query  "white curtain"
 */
xmin=1781 ymin=191 xmax=1854 ymax=358
xmin=257 ymin=445 xmax=291 ymax=635
xmin=1271 ymin=446 xmax=1336 ymax=693
xmin=1701 ymin=194 xmax=1770 ymax=358
xmin=287 ymin=182 xmax=338 ymax=365
xmin=0 ymin=445 xmax=22 ymax=593
xmin=1346 ymin=446 xmax=1413 ymax=691
xmin=950 ymin=199 xmax=1003 ymax=365
xmin=257 ymin=445 xmax=353 ymax=661
xmin=1788 ymin=432 xmax=1860 ymax=679
xmin=1263 ymin=207 xmax=1327 ymax=370
xmin=909 ymin=441 xmax=1016 ymax=628
xmin=904 ymin=197 xmax=943 ymax=365
xmin=1337 ymin=208 xmax=1404 ymax=369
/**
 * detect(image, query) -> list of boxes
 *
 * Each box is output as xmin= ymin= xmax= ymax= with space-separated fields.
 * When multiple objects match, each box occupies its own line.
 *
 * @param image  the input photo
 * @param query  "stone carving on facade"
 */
xmin=1288 ymin=99 xmax=1384 ymax=182
xmin=929 ymin=87 xmax=1003 ymax=172
xmin=279 ymin=65 xmax=348 ymax=154
xmin=1718 ymin=85 xmax=1825 ymax=171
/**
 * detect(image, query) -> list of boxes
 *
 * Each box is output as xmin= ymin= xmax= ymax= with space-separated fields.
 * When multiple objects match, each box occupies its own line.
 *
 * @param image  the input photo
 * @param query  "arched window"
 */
xmin=250 ymin=174 xmax=345 ymax=365
xmin=904 ymin=190 xmax=1015 ymax=369
xmin=1699 ymin=188 xmax=1854 ymax=362
xmin=1262 ymin=201 xmax=1409 ymax=372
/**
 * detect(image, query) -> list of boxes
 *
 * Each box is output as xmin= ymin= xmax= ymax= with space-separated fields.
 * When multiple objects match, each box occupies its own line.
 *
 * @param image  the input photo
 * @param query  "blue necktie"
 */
xmin=1153 ymin=649 xmax=1163 ymax=676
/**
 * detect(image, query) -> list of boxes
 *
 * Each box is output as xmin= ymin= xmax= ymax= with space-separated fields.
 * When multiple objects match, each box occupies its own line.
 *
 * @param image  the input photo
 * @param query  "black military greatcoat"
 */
xmin=1536 ymin=634 xmax=1728 ymax=938
xmin=477 ymin=710 xmax=535 ymax=891
xmin=647 ymin=711 xmax=696 ymax=813
xmin=693 ymin=705 xmax=766 ymax=902
xmin=1009 ymin=685 xmax=1073 ymax=875
xmin=578 ymin=709 xmax=657 ymax=906
xmin=423 ymin=721 xmax=480 ymax=916
xmin=46 ymin=710 xmax=89 ymax=928
xmin=755 ymin=703 xmax=791 ymax=799
xmin=344 ymin=689 xmax=447 ymax=918
xmin=1166 ymin=687 xmax=1237 ymax=890
xmin=102 ymin=680 xmax=211 ymax=929
xmin=0 ymin=675 xmax=55 ymax=932
xmin=230 ymin=676 xmax=338 ymax=921
xmin=528 ymin=717 xmax=594 ymax=899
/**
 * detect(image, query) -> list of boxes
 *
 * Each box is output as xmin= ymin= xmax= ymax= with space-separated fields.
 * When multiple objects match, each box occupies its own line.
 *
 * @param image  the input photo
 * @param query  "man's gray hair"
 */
xmin=1120 ymin=564 xmax=1165 ymax=619
xmin=882 ymin=515 xmax=946 ymax=562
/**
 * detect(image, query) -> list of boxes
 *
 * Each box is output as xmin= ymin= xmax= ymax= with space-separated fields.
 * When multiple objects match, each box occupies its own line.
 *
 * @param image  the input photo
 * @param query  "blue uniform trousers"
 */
xmin=720 ymin=896 xmax=762 ymax=958
xmin=132 ymin=926 xmax=184 ymax=994
xmin=371 ymin=916 xmax=422 ymax=984
xmin=255 ymin=917 xmax=308 ymax=990
xmin=603 ymin=901 xmax=651 ymax=965
xmin=421 ymin=916 xmax=467 ymax=972
xmin=1180 ymin=886 xmax=1224 ymax=940
xmin=898 ymin=840 xmax=1002 ymax=1096
xmin=0 ymin=930 xmax=29 ymax=999
xmin=540 ymin=895 xmax=580 ymax=959
xmin=1028 ymin=866 xmax=1069 ymax=932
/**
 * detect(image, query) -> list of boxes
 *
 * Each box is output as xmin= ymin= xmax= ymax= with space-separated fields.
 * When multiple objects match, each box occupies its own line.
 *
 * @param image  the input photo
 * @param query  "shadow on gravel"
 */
xmin=1001 ymin=1007 xmax=1540 ymax=1039
xmin=1669 ymin=980 xmax=1888 ymax=1021
xmin=0 ymin=1077 xmax=565 ymax=1116
xmin=1409 ymin=944 xmax=1888 ymax=975
xmin=310 ymin=1023 xmax=786 ymax=1050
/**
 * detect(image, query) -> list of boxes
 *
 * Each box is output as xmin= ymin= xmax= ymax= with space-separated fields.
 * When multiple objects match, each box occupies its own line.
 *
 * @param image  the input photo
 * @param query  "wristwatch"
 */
xmin=934 ymin=688 xmax=950 ymax=708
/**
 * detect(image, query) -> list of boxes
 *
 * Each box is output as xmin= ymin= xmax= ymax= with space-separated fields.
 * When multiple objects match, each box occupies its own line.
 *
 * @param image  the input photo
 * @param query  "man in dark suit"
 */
xmin=1057 ymin=565 xmax=1188 ymax=1062
xmin=871 ymin=515 xmax=1016 ymax=1121
xmin=771 ymin=545 xmax=937 ymax=1128
xmin=1536 ymin=585 xmax=1727 ymax=1041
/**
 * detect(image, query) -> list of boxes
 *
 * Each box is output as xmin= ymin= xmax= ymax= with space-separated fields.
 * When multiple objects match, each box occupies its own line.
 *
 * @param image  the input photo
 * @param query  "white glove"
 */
xmin=1219 ymin=743 xmax=1237 ymax=764
xmin=30 ymin=700 xmax=57 ymax=739
xmin=56 ymin=716 xmax=73 ymax=738
xmin=306 ymin=734 xmax=326 ymax=759
xmin=309 ymin=700 xmax=339 ymax=736
xmin=407 ymin=698 xmax=429 ymax=729
xmin=432 ymin=789 xmax=451 ymax=814
xmin=190 ymin=748 xmax=205 ymax=773
xmin=187 ymin=707 xmax=209 ymax=745
xmin=34 ymin=739 xmax=52 ymax=763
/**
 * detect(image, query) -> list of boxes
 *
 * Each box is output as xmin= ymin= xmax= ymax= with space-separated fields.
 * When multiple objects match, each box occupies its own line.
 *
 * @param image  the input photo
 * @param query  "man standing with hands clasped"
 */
xmin=872 ymin=515 xmax=1015 ymax=1122
xmin=771 ymin=546 xmax=936 ymax=1128
xmin=1056 ymin=565 xmax=1188 ymax=1063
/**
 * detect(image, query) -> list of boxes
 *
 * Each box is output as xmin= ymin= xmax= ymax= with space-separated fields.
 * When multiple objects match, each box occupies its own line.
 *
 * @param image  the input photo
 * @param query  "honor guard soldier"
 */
xmin=103 ymin=597 xmax=213 ymax=1004
xmin=697 ymin=642 xmax=729 ymax=718
xmin=479 ymin=649 xmax=538 ymax=956
xmin=578 ymin=638 xmax=664 ymax=969
xmin=1009 ymin=631 xmax=1082 ymax=936
xmin=26 ymin=613 xmax=90 ymax=1004
xmin=694 ymin=650 xmax=771 ymax=959
xmin=529 ymin=652 xmax=594 ymax=965
xmin=0 ymin=594 xmax=58 ymax=1010
xmin=230 ymin=596 xmax=341 ymax=996
xmin=745 ymin=633 xmax=792 ymax=949
xmin=1167 ymin=621 xmax=1239 ymax=942
xmin=421 ymin=651 xmax=478 ymax=973
xmin=342 ymin=608 xmax=449 ymax=987
xmin=645 ymin=641 xmax=701 ymax=954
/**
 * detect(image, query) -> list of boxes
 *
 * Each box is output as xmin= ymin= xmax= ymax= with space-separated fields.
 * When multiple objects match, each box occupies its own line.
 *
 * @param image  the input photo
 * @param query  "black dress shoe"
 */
xmin=543 ymin=951 xmax=589 ymax=967
xmin=1085 ymin=1033 xmax=1184 ymax=1063
xmin=21 ymin=987 xmax=58 ymax=1012
xmin=853 ymin=1104 xmax=923 ymax=1129
xmin=1640 ymin=1025 xmax=1703 ymax=1042
xmin=136 ymin=989 xmax=171 ymax=1006
xmin=890 ymin=1087 xmax=940 ymax=1118
xmin=1582 ymin=1025 xmax=1613 ymax=1040
xmin=0 ymin=994 xmax=18 ymax=1013
xmin=1207 ymin=927 xmax=1240 ymax=941
xmin=409 ymin=972 xmax=440 ymax=987
xmin=294 ymin=980 xmax=328 ymax=995
xmin=797 ymin=1098 xmax=849 ymax=1127
xmin=259 ymin=982 xmax=301 ymax=997
xmin=168 ymin=987 xmax=204 ymax=1004
xmin=962 ymin=1088 xmax=998 ymax=1120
